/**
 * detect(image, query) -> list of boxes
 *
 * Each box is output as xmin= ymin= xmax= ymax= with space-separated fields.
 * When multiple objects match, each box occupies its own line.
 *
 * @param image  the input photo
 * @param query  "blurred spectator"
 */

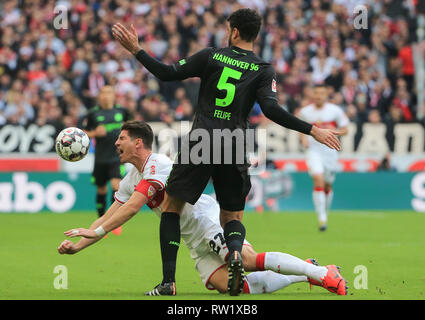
xmin=175 ymin=98 xmax=193 ymax=121
xmin=392 ymin=87 xmax=414 ymax=122
xmin=82 ymin=62 xmax=106 ymax=108
xmin=397 ymin=39 xmax=414 ymax=91
xmin=4 ymin=91 xmax=34 ymax=125
xmin=368 ymin=109 xmax=382 ymax=124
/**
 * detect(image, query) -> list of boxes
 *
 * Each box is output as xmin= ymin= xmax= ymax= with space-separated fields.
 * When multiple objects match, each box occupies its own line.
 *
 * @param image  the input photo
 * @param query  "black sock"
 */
xmin=96 ymin=193 xmax=107 ymax=217
xmin=160 ymin=212 xmax=180 ymax=284
xmin=223 ymin=220 xmax=246 ymax=254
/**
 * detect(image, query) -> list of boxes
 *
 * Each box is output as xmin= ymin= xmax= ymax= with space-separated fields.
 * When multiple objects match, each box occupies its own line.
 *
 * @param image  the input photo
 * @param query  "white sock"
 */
xmin=245 ymin=271 xmax=303 ymax=294
xmin=325 ymin=189 xmax=333 ymax=212
xmin=264 ymin=252 xmax=328 ymax=282
xmin=313 ymin=188 xmax=327 ymax=224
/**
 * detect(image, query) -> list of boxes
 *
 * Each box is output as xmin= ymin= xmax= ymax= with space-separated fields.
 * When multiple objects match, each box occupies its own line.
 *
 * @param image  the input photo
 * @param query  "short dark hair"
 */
xmin=121 ymin=120 xmax=153 ymax=149
xmin=313 ymin=83 xmax=328 ymax=89
xmin=227 ymin=8 xmax=262 ymax=42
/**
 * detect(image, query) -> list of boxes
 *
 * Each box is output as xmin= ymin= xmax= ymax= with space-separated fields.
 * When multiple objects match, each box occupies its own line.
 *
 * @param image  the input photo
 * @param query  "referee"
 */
xmin=113 ymin=9 xmax=340 ymax=296
xmin=83 ymin=85 xmax=131 ymax=228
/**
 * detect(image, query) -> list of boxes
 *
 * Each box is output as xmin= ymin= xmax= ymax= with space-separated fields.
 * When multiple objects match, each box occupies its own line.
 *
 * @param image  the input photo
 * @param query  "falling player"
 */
xmin=298 ymin=84 xmax=349 ymax=231
xmin=111 ymin=8 xmax=341 ymax=296
xmin=82 ymin=85 xmax=131 ymax=235
xmin=58 ymin=120 xmax=347 ymax=296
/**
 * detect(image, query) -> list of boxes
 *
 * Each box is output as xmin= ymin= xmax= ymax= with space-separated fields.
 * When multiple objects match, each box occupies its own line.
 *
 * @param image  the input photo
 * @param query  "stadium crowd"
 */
xmin=0 ymin=0 xmax=421 ymax=144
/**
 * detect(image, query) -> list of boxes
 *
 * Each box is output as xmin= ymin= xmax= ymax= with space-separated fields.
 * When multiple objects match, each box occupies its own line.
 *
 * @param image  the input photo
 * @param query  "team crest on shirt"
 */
xmin=272 ymin=79 xmax=277 ymax=92
xmin=148 ymin=185 xmax=156 ymax=198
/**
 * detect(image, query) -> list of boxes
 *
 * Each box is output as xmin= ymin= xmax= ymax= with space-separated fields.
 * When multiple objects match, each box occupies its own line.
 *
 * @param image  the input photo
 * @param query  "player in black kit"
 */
xmin=112 ymin=8 xmax=340 ymax=296
xmin=83 ymin=85 xmax=131 ymax=229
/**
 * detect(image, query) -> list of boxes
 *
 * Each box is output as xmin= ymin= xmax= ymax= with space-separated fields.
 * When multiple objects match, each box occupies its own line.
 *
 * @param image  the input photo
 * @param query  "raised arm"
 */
xmin=112 ymin=23 xmax=211 ymax=81
xmin=256 ymin=67 xmax=341 ymax=151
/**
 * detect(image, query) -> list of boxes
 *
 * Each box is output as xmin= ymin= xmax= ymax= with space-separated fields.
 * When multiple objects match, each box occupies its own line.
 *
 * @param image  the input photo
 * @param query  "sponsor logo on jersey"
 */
xmin=272 ymin=79 xmax=277 ymax=92
xmin=114 ymin=113 xmax=123 ymax=122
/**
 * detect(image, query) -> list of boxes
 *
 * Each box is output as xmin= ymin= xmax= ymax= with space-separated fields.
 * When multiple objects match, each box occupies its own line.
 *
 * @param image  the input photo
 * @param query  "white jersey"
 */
xmin=114 ymin=152 xmax=221 ymax=251
xmin=299 ymin=102 xmax=349 ymax=155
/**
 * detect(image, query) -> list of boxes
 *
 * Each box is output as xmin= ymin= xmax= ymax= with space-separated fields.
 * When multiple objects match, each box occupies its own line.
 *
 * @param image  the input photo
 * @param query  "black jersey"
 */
xmin=179 ymin=46 xmax=278 ymax=132
xmin=135 ymin=45 xmax=311 ymax=136
xmin=83 ymin=105 xmax=131 ymax=163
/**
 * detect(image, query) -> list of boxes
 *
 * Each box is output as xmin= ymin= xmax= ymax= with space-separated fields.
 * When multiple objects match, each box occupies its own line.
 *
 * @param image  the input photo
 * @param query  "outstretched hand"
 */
xmin=57 ymin=239 xmax=79 ymax=255
xmin=64 ymin=228 xmax=98 ymax=239
xmin=310 ymin=126 xmax=341 ymax=151
xmin=112 ymin=23 xmax=142 ymax=55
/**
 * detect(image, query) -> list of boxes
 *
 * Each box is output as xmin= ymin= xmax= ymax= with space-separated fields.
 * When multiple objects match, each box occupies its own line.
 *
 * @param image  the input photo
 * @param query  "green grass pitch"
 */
xmin=1 ymin=210 xmax=425 ymax=300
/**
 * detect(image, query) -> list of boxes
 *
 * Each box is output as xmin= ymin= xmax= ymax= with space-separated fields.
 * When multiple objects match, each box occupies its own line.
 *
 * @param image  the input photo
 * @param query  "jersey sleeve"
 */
xmin=256 ymin=67 xmax=312 ymax=135
xmin=298 ymin=107 xmax=308 ymax=122
xmin=336 ymin=106 xmax=350 ymax=128
xmin=142 ymin=157 xmax=169 ymax=190
xmin=255 ymin=66 xmax=278 ymax=104
xmin=135 ymin=48 xmax=213 ymax=81
xmin=171 ymin=47 xmax=213 ymax=79
xmin=113 ymin=169 xmax=134 ymax=204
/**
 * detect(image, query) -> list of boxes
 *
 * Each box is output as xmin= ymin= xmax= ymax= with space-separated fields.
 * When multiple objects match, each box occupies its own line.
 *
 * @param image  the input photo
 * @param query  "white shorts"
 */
xmin=189 ymin=224 xmax=251 ymax=290
xmin=306 ymin=149 xmax=338 ymax=184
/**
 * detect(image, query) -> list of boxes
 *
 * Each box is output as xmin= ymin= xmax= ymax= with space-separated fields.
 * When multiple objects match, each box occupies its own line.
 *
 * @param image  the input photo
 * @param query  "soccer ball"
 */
xmin=55 ymin=127 xmax=90 ymax=162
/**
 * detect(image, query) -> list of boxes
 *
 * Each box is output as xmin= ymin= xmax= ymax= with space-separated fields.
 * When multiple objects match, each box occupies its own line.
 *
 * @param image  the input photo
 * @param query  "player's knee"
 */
xmin=312 ymin=175 xmax=325 ymax=188
xmin=162 ymin=193 xmax=185 ymax=214
xmin=97 ymin=185 xmax=108 ymax=194
xmin=209 ymin=279 xmax=228 ymax=294
xmin=215 ymin=285 xmax=228 ymax=294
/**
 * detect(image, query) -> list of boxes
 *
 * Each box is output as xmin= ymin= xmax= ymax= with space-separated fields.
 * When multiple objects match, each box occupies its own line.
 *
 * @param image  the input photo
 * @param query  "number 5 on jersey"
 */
xmin=216 ymin=66 xmax=242 ymax=107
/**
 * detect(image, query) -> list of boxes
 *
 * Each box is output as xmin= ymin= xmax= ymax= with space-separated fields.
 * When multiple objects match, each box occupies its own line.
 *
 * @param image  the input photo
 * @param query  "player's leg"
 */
xmin=220 ymin=208 xmax=246 ymax=295
xmin=196 ymin=250 xmax=302 ymax=295
xmin=312 ymin=174 xmax=327 ymax=230
xmin=307 ymin=151 xmax=327 ymax=230
xmin=160 ymin=193 xmax=185 ymax=283
xmin=109 ymin=163 xmax=125 ymax=206
xmin=241 ymin=245 xmax=347 ymax=295
xmin=323 ymin=163 xmax=336 ymax=214
xmin=220 ymin=208 xmax=245 ymax=254
xmin=241 ymin=245 xmax=327 ymax=282
xmin=92 ymin=162 xmax=108 ymax=217
xmin=95 ymin=185 xmax=108 ymax=217
xmin=145 ymin=161 xmax=212 ymax=295
xmin=144 ymin=194 xmax=185 ymax=296
xmin=206 ymin=260 xmax=305 ymax=294
xmin=213 ymin=164 xmax=251 ymax=296
xmin=324 ymin=182 xmax=333 ymax=213
xmin=244 ymin=272 xmax=307 ymax=294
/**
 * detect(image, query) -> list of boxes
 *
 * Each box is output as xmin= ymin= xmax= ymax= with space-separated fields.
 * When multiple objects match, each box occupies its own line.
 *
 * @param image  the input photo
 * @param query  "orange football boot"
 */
xmin=305 ymin=258 xmax=348 ymax=295
xmin=111 ymin=226 xmax=122 ymax=236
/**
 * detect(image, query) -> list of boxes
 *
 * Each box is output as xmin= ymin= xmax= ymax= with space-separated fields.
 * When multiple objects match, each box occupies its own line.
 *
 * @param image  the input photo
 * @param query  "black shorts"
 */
xmin=91 ymin=161 xmax=124 ymax=187
xmin=165 ymin=162 xmax=251 ymax=211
